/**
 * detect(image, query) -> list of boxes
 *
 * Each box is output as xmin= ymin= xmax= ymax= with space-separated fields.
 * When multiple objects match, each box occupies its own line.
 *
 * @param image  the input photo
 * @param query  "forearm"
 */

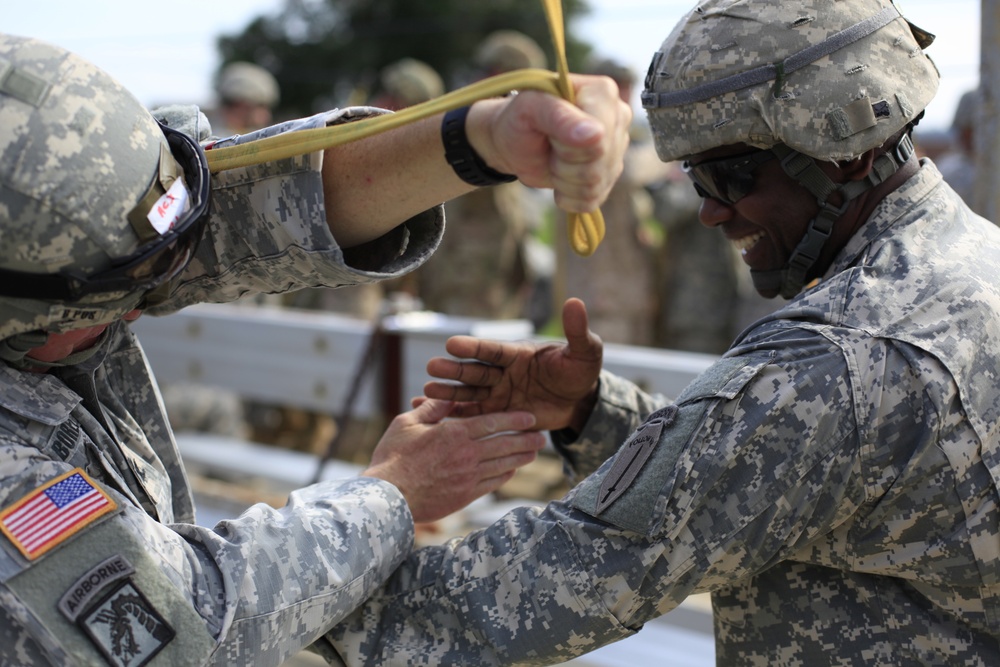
xmin=322 ymin=100 xmax=511 ymax=248
xmin=322 ymin=114 xmax=470 ymax=248
xmin=321 ymin=75 xmax=627 ymax=247
xmin=192 ymin=477 xmax=415 ymax=662
xmin=321 ymin=502 xmax=641 ymax=666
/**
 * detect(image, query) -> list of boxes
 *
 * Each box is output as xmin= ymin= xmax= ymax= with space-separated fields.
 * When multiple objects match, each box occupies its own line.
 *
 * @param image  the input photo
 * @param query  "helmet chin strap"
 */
xmin=751 ymin=133 xmax=915 ymax=299
xmin=0 ymin=327 xmax=113 ymax=370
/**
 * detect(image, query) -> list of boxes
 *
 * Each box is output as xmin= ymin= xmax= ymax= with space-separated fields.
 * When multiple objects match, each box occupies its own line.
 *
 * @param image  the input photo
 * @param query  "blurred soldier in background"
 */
xmin=206 ymin=61 xmax=281 ymax=137
xmin=371 ymin=57 xmax=446 ymax=111
xmin=555 ymin=58 xmax=664 ymax=346
xmin=474 ymin=29 xmax=548 ymax=77
xmin=416 ymin=31 xmax=547 ymax=322
xmin=649 ymin=160 xmax=743 ymax=353
xmin=650 ymin=162 xmax=776 ymax=354
xmin=938 ymin=88 xmax=981 ymax=215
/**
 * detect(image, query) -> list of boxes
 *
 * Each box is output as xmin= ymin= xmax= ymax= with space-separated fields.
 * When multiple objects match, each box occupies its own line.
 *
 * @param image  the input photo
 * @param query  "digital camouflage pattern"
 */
xmin=642 ymin=0 xmax=939 ymax=161
xmin=324 ymin=164 xmax=1000 ymax=665
xmin=0 ymin=49 xmax=445 ymax=663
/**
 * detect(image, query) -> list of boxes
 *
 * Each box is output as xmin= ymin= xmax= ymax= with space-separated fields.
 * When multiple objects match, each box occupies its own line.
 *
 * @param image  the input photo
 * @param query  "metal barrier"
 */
xmin=132 ymin=302 xmax=718 ymax=417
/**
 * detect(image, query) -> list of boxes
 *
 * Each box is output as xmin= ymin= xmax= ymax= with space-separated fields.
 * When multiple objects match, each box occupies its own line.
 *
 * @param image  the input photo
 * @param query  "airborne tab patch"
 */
xmin=59 ymin=555 xmax=136 ymax=621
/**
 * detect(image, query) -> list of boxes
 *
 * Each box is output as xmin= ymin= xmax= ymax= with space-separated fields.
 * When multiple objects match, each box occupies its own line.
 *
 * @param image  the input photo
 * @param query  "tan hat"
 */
xmin=380 ymin=58 xmax=445 ymax=106
xmin=475 ymin=31 xmax=547 ymax=73
xmin=217 ymin=61 xmax=280 ymax=107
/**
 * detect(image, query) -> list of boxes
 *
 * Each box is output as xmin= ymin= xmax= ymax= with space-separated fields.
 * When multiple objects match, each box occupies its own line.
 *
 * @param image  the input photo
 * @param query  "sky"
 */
xmin=2 ymin=0 xmax=981 ymax=133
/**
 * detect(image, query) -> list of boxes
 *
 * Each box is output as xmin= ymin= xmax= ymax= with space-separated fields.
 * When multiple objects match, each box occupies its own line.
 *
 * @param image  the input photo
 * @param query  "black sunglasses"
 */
xmin=0 ymin=123 xmax=211 ymax=302
xmin=682 ymin=148 xmax=776 ymax=206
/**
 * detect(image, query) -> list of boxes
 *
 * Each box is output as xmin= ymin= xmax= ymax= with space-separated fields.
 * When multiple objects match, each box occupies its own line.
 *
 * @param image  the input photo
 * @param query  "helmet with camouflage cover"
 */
xmin=475 ymin=31 xmax=547 ymax=74
xmin=641 ymin=0 xmax=939 ymax=298
xmin=0 ymin=34 xmax=210 ymax=353
xmin=379 ymin=58 xmax=445 ymax=107
xmin=642 ymin=0 xmax=938 ymax=162
xmin=216 ymin=61 xmax=280 ymax=108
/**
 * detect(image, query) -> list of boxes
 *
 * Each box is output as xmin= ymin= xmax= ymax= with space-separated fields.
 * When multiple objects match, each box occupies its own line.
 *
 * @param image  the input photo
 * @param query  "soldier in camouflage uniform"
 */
xmin=323 ymin=2 xmax=1000 ymax=665
xmin=205 ymin=61 xmax=281 ymax=138
xmin=0 ymin=34 xmax=630 ymax=666
xmin=555 ymin=58 xmax=663 ymax=346
xmin=937 ymin=88 xmax=981 ymax=216
xmin=417 ymin=31 xmax=548 ymax=321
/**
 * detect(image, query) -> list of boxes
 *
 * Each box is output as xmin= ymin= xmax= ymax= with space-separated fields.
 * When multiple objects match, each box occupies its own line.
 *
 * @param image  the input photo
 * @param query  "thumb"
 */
xmin=408 ymin=397 xmax=454 ymax=424
xmin=529 ymin=96 xmax=603 ymax=151
xmin=562 ymin=298 xmax=599 ymax=355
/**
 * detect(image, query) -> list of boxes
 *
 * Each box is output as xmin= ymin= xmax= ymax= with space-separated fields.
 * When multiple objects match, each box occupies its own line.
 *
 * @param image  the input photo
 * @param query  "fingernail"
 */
xmin=571 ymin=120 xmax=601 ymax=142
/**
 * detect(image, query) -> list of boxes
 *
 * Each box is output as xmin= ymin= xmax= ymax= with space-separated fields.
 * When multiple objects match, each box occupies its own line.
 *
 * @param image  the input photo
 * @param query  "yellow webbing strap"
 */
xmin=542 ymin=0 xmax=605 ymax=256
xmin=205 ymin=0 xmax=606 ymax=257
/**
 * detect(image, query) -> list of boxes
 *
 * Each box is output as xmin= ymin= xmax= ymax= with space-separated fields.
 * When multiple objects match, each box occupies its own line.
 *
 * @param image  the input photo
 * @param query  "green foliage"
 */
xmin=218 ymin=0 xmax=593 ymax=117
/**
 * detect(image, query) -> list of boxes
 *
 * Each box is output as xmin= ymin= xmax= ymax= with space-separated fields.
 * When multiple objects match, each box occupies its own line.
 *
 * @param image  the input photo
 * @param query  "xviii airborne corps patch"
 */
xmin=78 ymin=580 xmax=175 ymax=667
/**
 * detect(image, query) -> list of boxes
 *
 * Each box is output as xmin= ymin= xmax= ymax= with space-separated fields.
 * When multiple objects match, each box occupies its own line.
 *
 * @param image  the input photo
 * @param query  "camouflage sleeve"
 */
xmin=146 ymin=107 xmax=444 ymax=315
xmin=551 ymin=369 xmax=672 ymax=480
xmin=320 ymin=327 xmax=871 ymax=665
xmin=0 ymin=447 xmax=414 ymax=666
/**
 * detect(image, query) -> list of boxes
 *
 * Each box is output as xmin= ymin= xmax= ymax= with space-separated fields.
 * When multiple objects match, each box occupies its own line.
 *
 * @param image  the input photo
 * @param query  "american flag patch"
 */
xmin=0 ymin=469 xmax=116 ymax=560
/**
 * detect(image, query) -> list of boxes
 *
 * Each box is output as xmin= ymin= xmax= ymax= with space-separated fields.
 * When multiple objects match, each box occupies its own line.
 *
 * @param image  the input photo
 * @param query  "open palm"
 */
xmin=422 ymin=298 xmax=602 ymax=431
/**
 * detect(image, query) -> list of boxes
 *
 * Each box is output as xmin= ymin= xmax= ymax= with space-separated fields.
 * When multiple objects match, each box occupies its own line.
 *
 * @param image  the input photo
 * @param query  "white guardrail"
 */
xmin=131 ymin=302 xmax=718 ymax=418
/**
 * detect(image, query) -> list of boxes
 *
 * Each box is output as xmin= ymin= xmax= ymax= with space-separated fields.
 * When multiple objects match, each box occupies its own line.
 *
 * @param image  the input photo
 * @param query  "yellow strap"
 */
xmin=205 ymin=2 xmax=605 ymax=257
xmin=542 ymin=0 xmax=605 ymax=257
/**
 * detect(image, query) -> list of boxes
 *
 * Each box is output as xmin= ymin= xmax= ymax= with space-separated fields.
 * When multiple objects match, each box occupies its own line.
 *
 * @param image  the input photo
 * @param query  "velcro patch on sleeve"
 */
xmin=595 ymin=406 xmax=677 ymax=514
xmin=79 ymin=580 xmax=175 ymax=667
xmin=0 ymin=469 xmax=117 ymax=560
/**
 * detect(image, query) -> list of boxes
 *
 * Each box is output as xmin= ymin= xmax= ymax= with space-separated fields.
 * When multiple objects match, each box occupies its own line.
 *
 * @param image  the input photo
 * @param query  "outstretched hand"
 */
xmin=422 ymin=298 xmax=603 ymax=433
xmin=361 ymin=399 xmax=545 ymax=523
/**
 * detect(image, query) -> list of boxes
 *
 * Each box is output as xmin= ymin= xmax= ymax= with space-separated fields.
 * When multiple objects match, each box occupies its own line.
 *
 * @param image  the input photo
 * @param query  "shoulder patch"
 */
xmin=0 ymin=469 xmax=117 ymax=560
xmin=59 ymin=555 xmax=136 ymax=621
xmin=79 ymin=580 xmax=175 ymax=667
xmin=595 ymin=406 xmax=677 ymax=514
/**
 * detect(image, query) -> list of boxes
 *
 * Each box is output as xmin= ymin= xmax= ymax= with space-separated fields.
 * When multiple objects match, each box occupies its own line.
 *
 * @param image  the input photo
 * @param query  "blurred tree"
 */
xmin=217 ymin=0 xmax=593 ymax=117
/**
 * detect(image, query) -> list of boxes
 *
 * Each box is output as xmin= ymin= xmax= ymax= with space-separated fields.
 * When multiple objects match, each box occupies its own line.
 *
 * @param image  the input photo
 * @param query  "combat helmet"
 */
xmin=0 ymin=34 xmax=211 ymax=355
xmin=379 ymin=58 xmax=445 ymax=107
xmin=642 ymin=0 xmax=939 ymax=298
xmin=216 ymin=61 xmax=280 ymax=108
xmin=475 ymin=31 xmax=547 ymax=74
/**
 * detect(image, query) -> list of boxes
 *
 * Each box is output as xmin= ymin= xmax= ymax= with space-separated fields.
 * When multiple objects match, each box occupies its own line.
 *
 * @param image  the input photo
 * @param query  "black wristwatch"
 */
xmin=441 ymin=105 xmax=517 ymax=187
